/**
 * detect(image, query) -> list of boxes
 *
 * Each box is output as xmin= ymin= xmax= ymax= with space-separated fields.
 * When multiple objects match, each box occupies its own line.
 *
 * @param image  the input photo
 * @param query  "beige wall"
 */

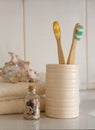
xmin=0 ymin=0 xmax=94 ymax=89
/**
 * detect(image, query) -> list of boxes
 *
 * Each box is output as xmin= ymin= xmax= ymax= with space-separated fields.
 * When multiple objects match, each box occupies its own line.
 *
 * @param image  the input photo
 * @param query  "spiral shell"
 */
xmin=0 ymin=52 xmax=39 ymax=83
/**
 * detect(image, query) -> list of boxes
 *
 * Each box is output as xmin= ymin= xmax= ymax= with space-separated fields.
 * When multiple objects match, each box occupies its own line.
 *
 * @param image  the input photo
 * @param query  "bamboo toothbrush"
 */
xmin=67 ymin=23 xmax=84 ymax=64
xmin=53 ymin=21 xmax=65 ymax=64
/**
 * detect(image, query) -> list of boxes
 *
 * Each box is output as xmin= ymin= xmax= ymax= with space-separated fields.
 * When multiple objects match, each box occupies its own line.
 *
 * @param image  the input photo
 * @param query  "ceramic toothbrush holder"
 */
xmin=46 ymin=64 xmax=80 ymax=118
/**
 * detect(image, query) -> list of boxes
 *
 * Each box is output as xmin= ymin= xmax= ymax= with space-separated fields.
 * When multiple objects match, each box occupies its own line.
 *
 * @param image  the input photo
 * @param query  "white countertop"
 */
xmin=0 ymin=90 xmax=95 ymax=129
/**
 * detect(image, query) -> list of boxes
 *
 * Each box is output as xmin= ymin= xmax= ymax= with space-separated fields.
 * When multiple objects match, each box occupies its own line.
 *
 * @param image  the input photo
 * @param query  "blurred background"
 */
xmin=0 ymin=0 xmax=94 ymax=89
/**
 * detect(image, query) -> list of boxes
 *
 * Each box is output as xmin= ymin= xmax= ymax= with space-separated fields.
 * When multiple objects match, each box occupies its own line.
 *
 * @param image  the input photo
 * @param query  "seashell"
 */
xmin=0 ymin=52 xmax=39 ymax=83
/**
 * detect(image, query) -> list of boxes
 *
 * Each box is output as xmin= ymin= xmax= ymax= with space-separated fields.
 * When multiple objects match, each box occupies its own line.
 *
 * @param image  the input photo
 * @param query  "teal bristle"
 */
xmin=75 ymin=24 xmax=84 ymax=41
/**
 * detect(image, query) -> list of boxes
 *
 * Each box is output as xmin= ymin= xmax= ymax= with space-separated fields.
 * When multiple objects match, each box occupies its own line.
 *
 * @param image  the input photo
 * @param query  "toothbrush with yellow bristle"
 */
xmin=67 ymin=23 xmax=84 ymax=64
xmin=53 ymin=21 xmax=65 ymax=64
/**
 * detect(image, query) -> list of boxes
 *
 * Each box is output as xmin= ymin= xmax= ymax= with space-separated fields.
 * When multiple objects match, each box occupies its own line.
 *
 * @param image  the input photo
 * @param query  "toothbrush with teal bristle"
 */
xmin=67 ymin=23 xmax=84 ymax=64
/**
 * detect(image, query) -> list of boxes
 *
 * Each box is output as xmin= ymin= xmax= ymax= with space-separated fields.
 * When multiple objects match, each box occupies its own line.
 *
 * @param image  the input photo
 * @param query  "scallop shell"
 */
xmin=0 ymin=52 xmax=39 ymax=83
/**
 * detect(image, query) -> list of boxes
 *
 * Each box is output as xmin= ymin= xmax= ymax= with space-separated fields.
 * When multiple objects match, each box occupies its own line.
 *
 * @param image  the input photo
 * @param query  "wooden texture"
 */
xmin=53 ymin=21 xmax=65 ymax=64
xmin=57 ymin=39 xmax=65 ymax=64
xmin=67 ymin=23 xmax=79 ymax=64
xmin=67 ymin=40 xmax=77 ymax=64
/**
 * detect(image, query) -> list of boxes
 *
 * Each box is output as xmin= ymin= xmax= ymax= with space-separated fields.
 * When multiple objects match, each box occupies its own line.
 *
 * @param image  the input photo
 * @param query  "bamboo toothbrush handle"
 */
xmin=57 ymin=39 xmax=66 ymax=64
xmin=67 ymin=24 xmax=78 ymax=64
xmin=67 ymin=23 xmax=84 ymax=64
xmin=67 ymin=23 xmax=83 ymax=64
xmin=67 ymin=39 xmax=77 ymax=64
xmin=53 ymin=21 xmax=65 ymax=64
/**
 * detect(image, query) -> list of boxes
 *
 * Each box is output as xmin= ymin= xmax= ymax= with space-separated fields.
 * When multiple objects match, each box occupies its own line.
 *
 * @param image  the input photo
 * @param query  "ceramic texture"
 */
xmin=46 ymin=64 xmax=80 ymax=118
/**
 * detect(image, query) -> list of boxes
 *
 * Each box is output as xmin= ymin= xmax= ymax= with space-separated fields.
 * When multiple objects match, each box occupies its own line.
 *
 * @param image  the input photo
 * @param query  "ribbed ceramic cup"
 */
xmin=46 ymin=64 xmax=80 ymax=119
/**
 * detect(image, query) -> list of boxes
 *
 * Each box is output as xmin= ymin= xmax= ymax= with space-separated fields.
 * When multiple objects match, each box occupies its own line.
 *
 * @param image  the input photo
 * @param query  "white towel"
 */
xmin=0 ymin=82 xmax=45 ymax=98
xmin=0 ymin=95 xmax=46 ymax=114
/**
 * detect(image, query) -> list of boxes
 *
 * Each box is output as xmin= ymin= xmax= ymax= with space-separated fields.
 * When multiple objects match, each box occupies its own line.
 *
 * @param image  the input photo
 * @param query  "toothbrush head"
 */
xmin=74 ymin=23 xmax=84 ymax=41
xmin=53 ymin=21 xmax=61 ymax=40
